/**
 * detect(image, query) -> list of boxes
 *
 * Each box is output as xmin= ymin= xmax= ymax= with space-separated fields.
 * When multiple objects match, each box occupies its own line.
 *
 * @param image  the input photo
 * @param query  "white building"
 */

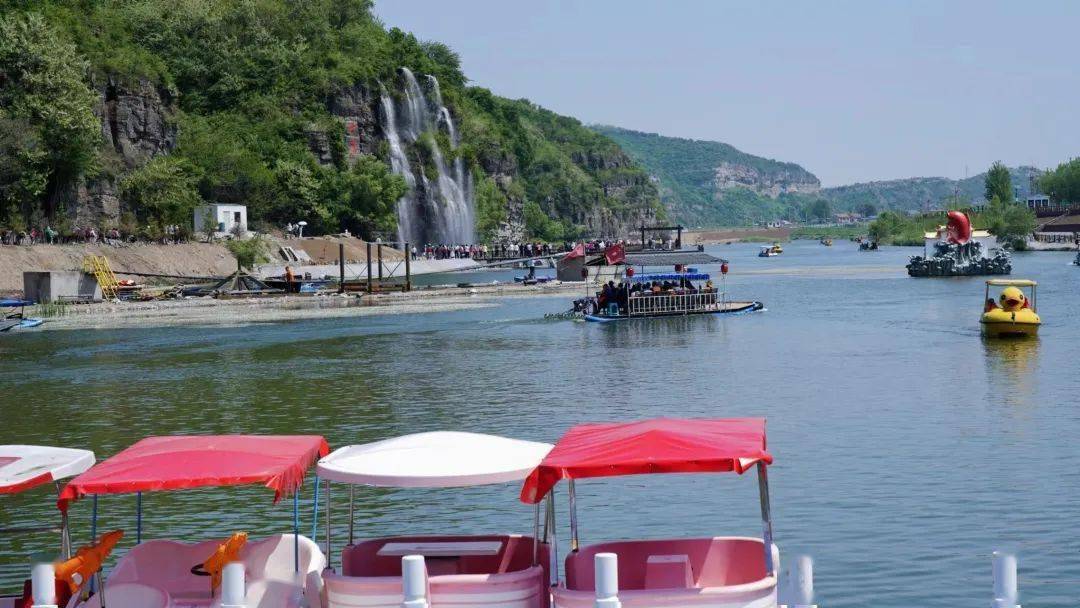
xmin=1026 ymin=194 xmax=1050 ymax=210
xmin=194 ymin=204 xmax=248 ymax=236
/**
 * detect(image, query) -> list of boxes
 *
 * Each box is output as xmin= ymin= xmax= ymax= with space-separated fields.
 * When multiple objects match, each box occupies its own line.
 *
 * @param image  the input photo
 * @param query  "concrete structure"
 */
xmin=194 ymin=204 xmax=248 ymax=236
xmin=1026 ymin=194 xmax=1051 ymax=210
xmin=23 ymin=271 xmax=100 ymax=303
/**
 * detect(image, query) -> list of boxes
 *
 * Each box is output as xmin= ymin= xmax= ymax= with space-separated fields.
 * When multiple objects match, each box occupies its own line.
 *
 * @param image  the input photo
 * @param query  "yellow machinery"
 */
xmin=83 ymin=255 xmax=120 ymax=300
xmin=980 ymin=279 xmax=1040 ymax=338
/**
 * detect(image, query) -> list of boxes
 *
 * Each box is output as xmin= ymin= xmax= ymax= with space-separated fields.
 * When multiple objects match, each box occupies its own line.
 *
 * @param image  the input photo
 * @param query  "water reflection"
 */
xmin=982 ymin=337 xmax=1040 ymax=408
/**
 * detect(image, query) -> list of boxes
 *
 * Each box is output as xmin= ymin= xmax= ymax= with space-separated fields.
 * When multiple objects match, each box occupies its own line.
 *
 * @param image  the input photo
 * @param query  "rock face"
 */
xmin=714 ymin=161 xmax=820 ymax=198
xmin=100 ymin=77 xmax=177 ymax=168
xmin=327 ymin=84 xmax=381 ymax=162
xmin=65 ymin=77 xmax=178 ymax=227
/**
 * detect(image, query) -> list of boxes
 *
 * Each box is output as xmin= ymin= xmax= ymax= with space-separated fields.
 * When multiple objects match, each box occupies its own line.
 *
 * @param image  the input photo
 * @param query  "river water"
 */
xmin=2 ymin=241 xmax=1078 ymax=606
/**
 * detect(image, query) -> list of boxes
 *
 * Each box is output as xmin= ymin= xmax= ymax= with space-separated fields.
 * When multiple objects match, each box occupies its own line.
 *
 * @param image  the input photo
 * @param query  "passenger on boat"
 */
xmin=985 ymin=298 xmax=999 ymax=312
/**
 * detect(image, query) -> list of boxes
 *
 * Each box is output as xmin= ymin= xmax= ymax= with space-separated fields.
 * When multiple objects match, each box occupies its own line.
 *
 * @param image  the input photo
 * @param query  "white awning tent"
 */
xmin=0 ymin=445 xmax=95 ymax=494
xmin=317 ymin=432 xmax=553 ymax=488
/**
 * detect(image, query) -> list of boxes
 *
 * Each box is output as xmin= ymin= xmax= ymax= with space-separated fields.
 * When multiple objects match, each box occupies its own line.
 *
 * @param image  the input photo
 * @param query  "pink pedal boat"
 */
xmin=520 ymin=418 xmax=781 ymax=608
xmin=1 ymin=445 xmax=96 ymax=608
xmin=314 ymin=431 xmax=555 ymax=608
xmin=44 ymin=435 xmax=330 ymax=608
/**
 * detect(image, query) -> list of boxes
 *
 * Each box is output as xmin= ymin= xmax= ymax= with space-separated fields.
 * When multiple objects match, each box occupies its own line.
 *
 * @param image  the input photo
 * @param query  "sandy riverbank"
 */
xmin=683 ymin=227 xmax=793 ymax=244
xmin=29 ymin=281 xmax=583 ymax=331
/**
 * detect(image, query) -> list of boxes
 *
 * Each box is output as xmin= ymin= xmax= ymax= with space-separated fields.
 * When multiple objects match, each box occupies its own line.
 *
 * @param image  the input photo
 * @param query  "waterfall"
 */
xmin=380 ymin=68 xmax=475 ymax=246
xmin=378 ymin=92 xmax=418 ymax=248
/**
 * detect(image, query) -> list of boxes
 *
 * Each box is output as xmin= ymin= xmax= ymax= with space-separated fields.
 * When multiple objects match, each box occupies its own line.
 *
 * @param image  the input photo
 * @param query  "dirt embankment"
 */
xmin=683 ymin=227 xmax=793 ymax=244
xmin=0 ymin=242 xmax=237 ymax=293
xmin=0 ymin=235 xmax=405 ymax=295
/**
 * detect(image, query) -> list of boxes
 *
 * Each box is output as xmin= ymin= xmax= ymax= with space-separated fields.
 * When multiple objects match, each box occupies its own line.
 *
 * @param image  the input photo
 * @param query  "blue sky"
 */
xmin=374 ymin=1 xmax=1077 ymax=186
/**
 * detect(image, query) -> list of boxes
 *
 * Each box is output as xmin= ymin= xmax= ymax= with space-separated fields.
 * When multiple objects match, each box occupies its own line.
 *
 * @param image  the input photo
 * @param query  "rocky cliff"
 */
xmin=592 ymin=125 xmax=819 ymax=226
xmin=713 ymin=161 xmax=820 ymax=198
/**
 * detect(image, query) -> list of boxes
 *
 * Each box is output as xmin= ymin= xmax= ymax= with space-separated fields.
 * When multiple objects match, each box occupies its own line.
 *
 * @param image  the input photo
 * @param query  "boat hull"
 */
xmin=981 ymin=321 xmax=1039 ymax=338
xmin=980 ymin=309 xmax=1040 ymax=338
xmin=584 ymin=301 xmax=763 ymax=322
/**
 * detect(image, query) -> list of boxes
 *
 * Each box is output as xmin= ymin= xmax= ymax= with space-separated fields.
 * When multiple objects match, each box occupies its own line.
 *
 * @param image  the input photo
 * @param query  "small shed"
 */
xmin=194 ymin=204 xmax=248 ymax=235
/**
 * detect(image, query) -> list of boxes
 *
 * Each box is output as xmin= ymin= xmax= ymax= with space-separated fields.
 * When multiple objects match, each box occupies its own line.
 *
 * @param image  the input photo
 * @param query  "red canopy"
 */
xmin=58 ymin=435 xmax=329 ymax=512
xmin=520 ymin=418 xmax=771 ymax=504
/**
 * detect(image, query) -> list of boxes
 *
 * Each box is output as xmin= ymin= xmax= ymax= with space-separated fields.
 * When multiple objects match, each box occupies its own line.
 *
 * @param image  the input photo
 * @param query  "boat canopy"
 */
xmin=986 ymin=279 xmax=1036 ymax=287
xmin=586 ymin=250 xmax=723 ymax=268
xmin=0 ymin=299 xmax=32 ymax=307
xmin=57 ymin=435 xmax=329 ymax=511
xmin=317 ymin=431 xmax=553 ymax=488
xmin=629 ymin=272 xmax=709 ymax=283
xmin=520 ymin=418 xmax=771 ymax=504
xmin=0 ymin=446 xmax=95 ymax=495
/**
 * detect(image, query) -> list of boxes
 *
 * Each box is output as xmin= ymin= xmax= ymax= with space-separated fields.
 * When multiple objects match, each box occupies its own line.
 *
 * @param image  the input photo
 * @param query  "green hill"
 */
xmin=818 ymin=166 xmax=1042 ymax=212
xmin=591 ymin=125 xmax=820 ymax=227
xmin=0 ymin=0 xmax=661 ymax=243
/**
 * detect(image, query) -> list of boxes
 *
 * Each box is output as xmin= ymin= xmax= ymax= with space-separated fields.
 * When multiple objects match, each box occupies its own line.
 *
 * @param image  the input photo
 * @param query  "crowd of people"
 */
xmin=594 ymin=276 xmax=717 ymax=316
xmin=1 ymin=224 xmax=189 ymax=246
xmin=408 ymin=240 xmax=639 ymax=261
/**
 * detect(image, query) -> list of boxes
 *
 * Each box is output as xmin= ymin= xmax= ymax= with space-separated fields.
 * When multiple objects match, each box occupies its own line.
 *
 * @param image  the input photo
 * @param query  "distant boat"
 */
xmin=0 ymin=299 xmax=43 ymax=332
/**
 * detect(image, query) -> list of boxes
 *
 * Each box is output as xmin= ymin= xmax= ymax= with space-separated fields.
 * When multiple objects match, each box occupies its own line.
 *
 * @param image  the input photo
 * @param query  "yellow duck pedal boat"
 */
xmin=980 ymin=279 xmax=1040 ymax=338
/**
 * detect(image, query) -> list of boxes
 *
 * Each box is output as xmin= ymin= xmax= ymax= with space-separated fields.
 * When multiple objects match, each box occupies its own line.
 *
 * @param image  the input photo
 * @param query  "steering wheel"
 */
xmin=190 ymin=562 xmax=210 ymax=576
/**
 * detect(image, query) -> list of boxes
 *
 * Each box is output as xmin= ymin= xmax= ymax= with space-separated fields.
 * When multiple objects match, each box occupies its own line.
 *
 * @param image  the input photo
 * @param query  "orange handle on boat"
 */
xmin=54 ymin=529 xmax=124 ymax=594
xmin=197 ymin=532 xmax=247 ymax=592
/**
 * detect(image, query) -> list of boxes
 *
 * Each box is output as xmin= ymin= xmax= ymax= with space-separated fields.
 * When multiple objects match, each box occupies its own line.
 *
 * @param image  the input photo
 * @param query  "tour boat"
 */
xmin=981 ymin=279 xmax=1041 ymax=338
xmin=757 ymin=247 xmax=779 ymax=258
xmin=820 ymin=239 xmax=833 ymax=247
xmin=1 ymin=446 xmax=96 ymax=608
xmin=582 ymin=271 xmax=762 ymax=323
xmin=315 ymin=431 xmax=555 ymax=608
xmin=38 ymin=435 xmax=329 ymax=608
xmin=520 ymin=418 xmax=782 ymax=608
xmin=0 ymin=300 xmax=43 ymax=332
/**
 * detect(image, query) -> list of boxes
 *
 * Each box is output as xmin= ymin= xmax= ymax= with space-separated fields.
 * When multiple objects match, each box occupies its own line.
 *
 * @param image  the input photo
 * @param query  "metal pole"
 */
xmin=548 ymin=490 xmax=559 ymax=587
xmin=135 ymin=492 xmax=142 ymax=545
xmin=312 ymin=476 xmax=320 ymax=540
xmin=377 ymin=244 xmax=383 ymax=283
xmin=338 ymin=243 xmax=345 ymax=294
xmin=348 ymin=485 xmax=355 ymax=546
xmin=568 ymin=480 xmax=580 ymax=552
xmin=366 ymin=242 xmax=373 ymax=294
xmin=293 ymin=492 xmax=299 ymax=574
xmin=756 ymin=462 xmax=775 ymax=577
xmin=532 ymin=502 xmax=541 ymax=567
xmin=87 ymin=496 xmax=98 ymax=597
xmin=55 ymin=481 xmax=70 ymax=560
xmin=324 ymin=480 xmax=331 ymax=570
xmin=404 ymin=242 xmax=412 ymax=292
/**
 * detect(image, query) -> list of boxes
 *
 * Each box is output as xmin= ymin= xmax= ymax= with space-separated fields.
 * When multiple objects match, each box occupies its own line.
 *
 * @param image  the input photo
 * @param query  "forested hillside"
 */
xmin=0 ymin=0 xmax=661 ymax=244
xmin=592 ymin=125 xmax=820 ymax=226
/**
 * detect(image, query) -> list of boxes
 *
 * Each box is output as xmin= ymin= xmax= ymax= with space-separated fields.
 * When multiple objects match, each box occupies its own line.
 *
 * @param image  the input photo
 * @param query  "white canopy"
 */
xmin=0 ymin=445 xmax=95 ymax=494
xmin=317 ymin=432 xmax=553 ymax=488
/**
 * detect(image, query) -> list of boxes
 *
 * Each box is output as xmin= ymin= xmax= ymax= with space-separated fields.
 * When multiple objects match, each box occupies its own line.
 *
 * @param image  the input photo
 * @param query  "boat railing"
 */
xmin=627 ymin=291 xmax=722 ymax=316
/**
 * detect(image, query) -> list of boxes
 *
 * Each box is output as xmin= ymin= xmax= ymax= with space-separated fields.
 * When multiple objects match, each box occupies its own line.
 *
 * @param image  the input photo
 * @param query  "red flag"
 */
xmin=604 ymin=243 xmax=625 ymax=265
xmin=564 ymin=243 xmax=586 ymax=260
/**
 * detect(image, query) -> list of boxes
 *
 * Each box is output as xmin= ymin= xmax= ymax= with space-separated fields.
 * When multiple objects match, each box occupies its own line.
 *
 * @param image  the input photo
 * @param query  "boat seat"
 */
xmin=644 ymin=554 xmax=694 ymax=590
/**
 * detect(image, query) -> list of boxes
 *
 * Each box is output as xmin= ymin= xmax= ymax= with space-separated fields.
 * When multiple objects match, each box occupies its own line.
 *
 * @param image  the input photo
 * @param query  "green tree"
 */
xmin=118 ymin=156 xmax=203 ymax=226
xmin=981 ymin=195 xmax=1035 ymax=248
xmin=984 ymin=161 xmax=1013 ymax=203
xmin=474 ymin=175 xmax=508 ymax=241
xmin=806 ymin=199 xmax=831 ymax=222
xmin=1038 ymin=159 xmax=1080 ymax=203
xmin=318 ymin=155 xmax=406 ymax=238
xmin=0 ymin=13 xmax=100 ymax=217
xmin=224 ymin=234 xmax=270 ymax=272
xmin=856 ymin=202 xmax=877 ymax=217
